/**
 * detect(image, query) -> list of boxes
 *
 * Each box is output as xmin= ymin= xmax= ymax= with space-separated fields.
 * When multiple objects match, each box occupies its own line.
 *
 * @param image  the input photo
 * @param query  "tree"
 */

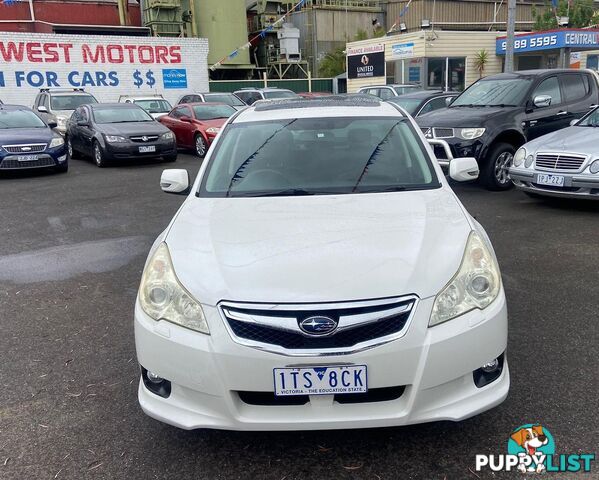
xmin=532 ymin=0 xmax=596 ymax=30
xmin=473 ymin=50 xmax=489 ymax=78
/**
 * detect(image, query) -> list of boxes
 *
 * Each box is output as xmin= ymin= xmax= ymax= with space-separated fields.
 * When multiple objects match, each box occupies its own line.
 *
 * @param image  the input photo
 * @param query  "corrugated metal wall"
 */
xmin=386 ymin=0 xmax=540 ymax=31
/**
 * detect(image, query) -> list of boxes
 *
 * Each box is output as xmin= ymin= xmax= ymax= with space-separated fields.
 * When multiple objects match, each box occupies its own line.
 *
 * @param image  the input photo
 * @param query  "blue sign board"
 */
xmin=162 ymin=68 xmax=188 ymax=89
xmin=408 ymin=66 xmax=420 ymax=82
xmin=496 ymin=29 xmax=599 ymax=55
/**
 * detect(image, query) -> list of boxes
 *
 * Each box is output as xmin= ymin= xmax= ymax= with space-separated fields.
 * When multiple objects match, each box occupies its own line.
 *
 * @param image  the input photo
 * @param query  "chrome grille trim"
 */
xmin=535 ymin=152 xmax=587 ymax=172
xmin=130 ymin=135 xmax=159 ymax=143
xmin=219 ymin=295 xmax=418 ymax=357
xmin=2 ymin=143 xmax=47 ymax=153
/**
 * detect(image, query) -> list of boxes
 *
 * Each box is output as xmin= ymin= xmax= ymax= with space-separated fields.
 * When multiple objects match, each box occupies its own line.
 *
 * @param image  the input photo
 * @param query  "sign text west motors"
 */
xmin=0 ymin=41 xmax=182 ymax=88
xmin=0 ymin=32 xmax=209 ymax=105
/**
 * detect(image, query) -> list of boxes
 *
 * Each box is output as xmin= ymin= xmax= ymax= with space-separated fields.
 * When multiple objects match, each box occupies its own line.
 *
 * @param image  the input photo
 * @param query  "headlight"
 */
xmin=590 ymin=159 xmax=599 ymax=174
xmin=162 ymin=131 xmax=175 ymax=140
xmin=513 ymin=147 xmax=526 ymax=167
xmin=49 ymin=137 xmax=65 ymax=148
xmin=206 ymin=127 xmax=220 ymax=134
xmin=105 ymin=135 xmax=127 ymax=143
xmin=430 ymin=231 xmax=501 ymax=327
xmin=458 ymin=128 xmax=486 ymax=140
xmin=139 ymin=243 xmax=209 ymax=334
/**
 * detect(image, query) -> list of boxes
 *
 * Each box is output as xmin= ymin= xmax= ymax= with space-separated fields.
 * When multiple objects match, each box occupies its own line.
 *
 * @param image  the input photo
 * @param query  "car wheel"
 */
xmin=54 ymin=162 xmax=68 ymax=173
xmin=194 ymin=134 xmax=207 ymax=158
xmin=481 ymin=142 xmax=515 ymax=191
xmin=93 ymin=141 xmax=108 ymax=168
xmin=66 ymin=136 xmax=77 ymax=159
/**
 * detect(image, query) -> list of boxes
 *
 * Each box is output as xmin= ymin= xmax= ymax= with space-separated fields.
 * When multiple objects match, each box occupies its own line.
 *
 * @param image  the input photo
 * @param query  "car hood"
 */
xmin=525 ymin=126 xmax=597 ymax=153
xmin=97 ymin=121 xmax=169 ymax=136
xmin=416 ymin=106 xmax=519 ymax=128
xmin=165 ymin=189 xmax=472 ymax=306
xmin=0 ymin=127 xmax=53 ymax=144
xmin=53 ymin=109 xmax=75 ymax=118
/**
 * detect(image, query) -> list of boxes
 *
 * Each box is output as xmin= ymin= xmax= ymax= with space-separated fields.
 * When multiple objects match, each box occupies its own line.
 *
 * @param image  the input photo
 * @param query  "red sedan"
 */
xmin=160 ymin=102 xmax=236 ymax=157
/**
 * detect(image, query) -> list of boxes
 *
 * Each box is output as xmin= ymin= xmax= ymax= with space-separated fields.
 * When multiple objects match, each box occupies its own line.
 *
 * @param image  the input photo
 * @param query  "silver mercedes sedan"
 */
xmin=510 ymin=107 xmax=599 ymax=199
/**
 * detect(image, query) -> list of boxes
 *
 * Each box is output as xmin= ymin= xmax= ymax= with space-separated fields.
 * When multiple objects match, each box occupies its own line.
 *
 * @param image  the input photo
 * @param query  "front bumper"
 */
xmin=510 ymin=167 xmax=599 ymax=199
xmin=0 ymin=147 xmax=68 ymax=170
xmin=104 ymin=141 xmax=176 ymax=160
xmin=424 ymin=137 xmax=485 ymax=167
xmin=135 ymin=293 xmax=509 ymax=431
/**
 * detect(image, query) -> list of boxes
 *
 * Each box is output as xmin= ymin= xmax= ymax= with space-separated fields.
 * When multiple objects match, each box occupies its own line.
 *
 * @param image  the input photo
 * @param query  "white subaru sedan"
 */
xmin=134 ymin=96 xmax=509 ymax=431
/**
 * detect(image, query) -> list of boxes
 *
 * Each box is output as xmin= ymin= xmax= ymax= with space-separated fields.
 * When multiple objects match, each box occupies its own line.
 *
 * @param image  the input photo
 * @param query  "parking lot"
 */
xmin=1 ymin=154 xmax=597 ymax=479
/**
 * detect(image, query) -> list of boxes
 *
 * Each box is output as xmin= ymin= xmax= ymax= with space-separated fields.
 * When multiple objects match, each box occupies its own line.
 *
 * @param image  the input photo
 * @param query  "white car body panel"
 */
xmin=135 ymin=100 xmax=509 ymax=430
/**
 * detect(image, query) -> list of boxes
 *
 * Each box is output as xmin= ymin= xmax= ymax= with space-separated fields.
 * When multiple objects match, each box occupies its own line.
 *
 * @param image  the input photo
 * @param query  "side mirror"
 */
xmin=533 ymin=95 xmax=552 ymax=108
xmin=180 ymin=115 xmax=192 ymax=123
xmin=570 ymin=118 xmax=579 ymax=126
xmin=161 ymin=169 xmax=190 ymax=194
xmin=77 ymin=120 xmax=88 ymax=127
xmin=449 ymin=157 xmax=479 ymax=182
xmin=37 ymin=106 xmax=48 ymax=113
xmin=47 ymin=121 xmax=58 ymax=129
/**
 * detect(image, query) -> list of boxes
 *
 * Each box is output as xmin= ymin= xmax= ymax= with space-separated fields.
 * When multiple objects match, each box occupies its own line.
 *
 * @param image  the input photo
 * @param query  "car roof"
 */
xmin=234 ymin=87 xmax=293 ymax=92
xmin=123 ymin=96 xmax=166 ymax=100
xmin=180 ymin=102 xmax=228 ymax=106
xmin=0 ymin=104 xmax=35 ymax=111
xmin=360 ymin=84 xmax=419 ymax=89
xmin=90 ymin=103 xmax=139 ymax=109
xmin=389 ymin=90 xmax=458 ymax=100
xmin=232 ymin=96 xmax=403 ymax=123
xmin=482 ymin=69 xmax=585 ymax=81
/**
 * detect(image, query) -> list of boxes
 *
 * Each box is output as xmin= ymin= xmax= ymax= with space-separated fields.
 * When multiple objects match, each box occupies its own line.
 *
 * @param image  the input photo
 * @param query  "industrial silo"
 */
xmin=193 ymin=0 xmax=251 ymax=68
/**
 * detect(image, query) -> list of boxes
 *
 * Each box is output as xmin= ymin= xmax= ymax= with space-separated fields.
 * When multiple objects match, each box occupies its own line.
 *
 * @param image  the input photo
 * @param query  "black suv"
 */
xmin=416 ymin=69 xmax=599 ymax=190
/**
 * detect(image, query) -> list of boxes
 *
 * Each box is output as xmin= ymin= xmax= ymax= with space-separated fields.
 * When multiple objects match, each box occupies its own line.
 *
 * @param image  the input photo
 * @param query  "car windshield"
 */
xmin=192 ymin=104 xmax=236 ymax=120
xmin=264 ymin=90 xmax=299 ymax=99
xmin=93 ymin=107 xmax=153 ymax=124
xmin=204 ymin=94 xmax=245 ymax=107
xmin=388 ymin=97 xmax=422 ymax=114
xmin=134 ymin=99 xmax=171 ymax=114
xmin=451 ymin=78 xmax=531 ymax=107
xmin=51 ymin=95 xmax=97 ymax=110
xmin=576 ymin=107 xmax=599 ymax=127
xmin=393 ymin=86 xmax=422 ymax=95
xmin=200 ymin=116 xmax=439 ymax=197
xmin=0 ymin=110 xmax=47 ymax=129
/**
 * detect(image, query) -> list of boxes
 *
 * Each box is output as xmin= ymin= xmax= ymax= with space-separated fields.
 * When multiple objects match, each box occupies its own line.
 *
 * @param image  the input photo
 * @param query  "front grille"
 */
xmin=433 ymin=127 xmax=454 ymax=138
xmin=129 ymin=135 xmax=159 ymax=143
xmin=0 ymin=157 xmax=55 ymax=169
xmin=535 ymin=153 xmax=586 ymax=171
xmin=237 ymin=386 xmax=406 ymax=406
xmin=221 ymin=296 xmax=416 ymax=355
xmin=2 ymin=144 xmax=46 ymax=153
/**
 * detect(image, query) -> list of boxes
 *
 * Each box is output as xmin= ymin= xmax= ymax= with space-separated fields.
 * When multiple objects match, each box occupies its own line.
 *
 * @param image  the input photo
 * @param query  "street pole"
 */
xmin=505 ymin=0 xmax=516 ymax=73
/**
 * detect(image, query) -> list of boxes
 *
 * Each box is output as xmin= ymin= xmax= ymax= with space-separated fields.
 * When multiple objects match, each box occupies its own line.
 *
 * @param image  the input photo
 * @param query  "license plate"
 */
xmin=139 ymin=145 xmax=156 ymax=153
xmin=273 ymin=365 xmax=367 ymax=396
xmin=537 ymin=173 xmax=565 ymax=187
xmin=16 ymin=154 xmax=39 ymax=161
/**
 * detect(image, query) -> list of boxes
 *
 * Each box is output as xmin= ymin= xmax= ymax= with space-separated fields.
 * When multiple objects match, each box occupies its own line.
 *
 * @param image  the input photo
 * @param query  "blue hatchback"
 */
xmin=0 ymin=105 xmax=68 ymax=173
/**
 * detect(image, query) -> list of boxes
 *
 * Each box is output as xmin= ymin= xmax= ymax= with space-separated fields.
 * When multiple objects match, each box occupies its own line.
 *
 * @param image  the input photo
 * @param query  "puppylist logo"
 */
xmin=475 ymin=424 xmax=595 ymax=474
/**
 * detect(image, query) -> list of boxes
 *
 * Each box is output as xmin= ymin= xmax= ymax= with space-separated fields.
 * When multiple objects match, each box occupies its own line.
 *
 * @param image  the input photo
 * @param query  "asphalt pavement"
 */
xmin=0 ymin=154 xmax=598 ymax=480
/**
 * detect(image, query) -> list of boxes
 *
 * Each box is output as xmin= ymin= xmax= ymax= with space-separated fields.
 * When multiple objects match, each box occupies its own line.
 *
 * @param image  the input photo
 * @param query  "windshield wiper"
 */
xmin=451 ymin=104 xmax=487 ymax=108
xmin=238 ymin=188 xmax=316 ymax=197
xmin=352 ymin=121 xmax=402 ymax=192
xmin=486 ymin=104 xmax=517 ymax=107
xmin=225 ymin=119 xmax=297 ymax=197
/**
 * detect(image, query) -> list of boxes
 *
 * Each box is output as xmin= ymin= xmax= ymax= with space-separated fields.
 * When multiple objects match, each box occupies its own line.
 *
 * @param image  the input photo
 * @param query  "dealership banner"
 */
xmin=347 ymin=44 xmax=385 ymax=80
xmin=0 ymin=32 xmax=209 ymax=106
xmin=496 ymin=29 xmax=599 ymax=54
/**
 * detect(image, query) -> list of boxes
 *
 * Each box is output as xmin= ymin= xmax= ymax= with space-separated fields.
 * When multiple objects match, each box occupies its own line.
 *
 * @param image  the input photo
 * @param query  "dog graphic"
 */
xmin=510 ymin=425 xmax=549 ymax=473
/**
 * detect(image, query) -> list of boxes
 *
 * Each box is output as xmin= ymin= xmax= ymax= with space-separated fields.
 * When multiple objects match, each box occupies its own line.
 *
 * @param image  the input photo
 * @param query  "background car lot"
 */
xmin=0 ymin=156 xmax=597 ymax=479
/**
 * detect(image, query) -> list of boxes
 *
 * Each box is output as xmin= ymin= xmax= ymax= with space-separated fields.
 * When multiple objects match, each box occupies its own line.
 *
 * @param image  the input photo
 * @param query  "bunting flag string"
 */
xmin=210 ymin=0 xmax=306 ymax=71
xmin=388 ymin=0 xmax=415 ymax=33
